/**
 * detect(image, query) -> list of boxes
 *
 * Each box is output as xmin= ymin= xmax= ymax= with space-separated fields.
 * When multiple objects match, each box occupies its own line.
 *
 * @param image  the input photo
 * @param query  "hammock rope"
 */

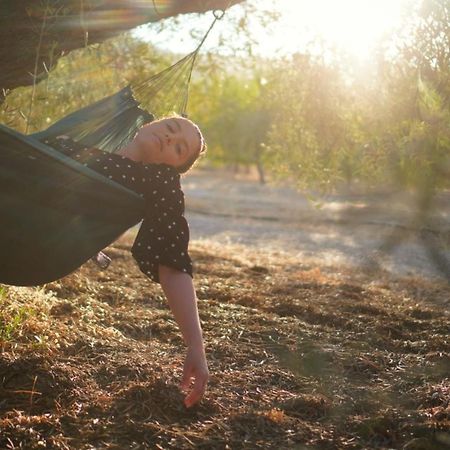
xmin=133 ymin=7 xmax=227 ymax=117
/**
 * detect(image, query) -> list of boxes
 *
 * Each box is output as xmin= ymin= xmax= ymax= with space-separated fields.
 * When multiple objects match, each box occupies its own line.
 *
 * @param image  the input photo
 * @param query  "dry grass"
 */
xmin=0 ymin=236 xmax=449 ymax=449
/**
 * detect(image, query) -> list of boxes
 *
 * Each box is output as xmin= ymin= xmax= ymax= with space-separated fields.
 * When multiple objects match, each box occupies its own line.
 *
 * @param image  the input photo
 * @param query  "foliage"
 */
xmin=0 ymin=287 xmax=36 ymax=343
xmin=262 ymin=54 xmax=360 ymax=190
xmin=0 ymin=34 xmax=174 ymax=134
xmin=191 ymin=70 xmax=271 ymax=169
xmin=252 ymin=0 xmax=449 ymax=192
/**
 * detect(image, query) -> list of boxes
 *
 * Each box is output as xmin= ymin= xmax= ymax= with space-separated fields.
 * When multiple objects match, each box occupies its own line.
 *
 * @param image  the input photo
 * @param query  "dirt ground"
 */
xmin=0 ymin=169 xmax=449 ymax=449
xmin=183 ymin=169 xmax=450 ymax=282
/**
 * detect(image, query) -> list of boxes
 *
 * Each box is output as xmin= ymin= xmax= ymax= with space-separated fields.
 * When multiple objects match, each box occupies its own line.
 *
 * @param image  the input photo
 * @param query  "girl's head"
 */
xmin=134 ymin=116 xmax=206 ymax=173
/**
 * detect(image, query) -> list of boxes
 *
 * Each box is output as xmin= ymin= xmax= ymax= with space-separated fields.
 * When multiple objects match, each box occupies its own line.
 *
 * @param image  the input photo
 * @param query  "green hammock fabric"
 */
xmin=31 ymin=87 xmax=154 ymax=153
xmin=0 ymin=123 xmax=144 ymax=286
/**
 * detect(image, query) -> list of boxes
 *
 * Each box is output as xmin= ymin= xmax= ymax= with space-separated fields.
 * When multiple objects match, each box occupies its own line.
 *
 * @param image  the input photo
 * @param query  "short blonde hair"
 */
xmin=174 ymin=116 xmax=207 ymax=174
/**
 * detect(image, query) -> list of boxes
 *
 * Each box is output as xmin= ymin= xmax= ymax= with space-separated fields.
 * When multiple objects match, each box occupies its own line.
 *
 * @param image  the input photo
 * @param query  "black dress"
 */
xmin=47 ymin=136 xmax=193 ymax=283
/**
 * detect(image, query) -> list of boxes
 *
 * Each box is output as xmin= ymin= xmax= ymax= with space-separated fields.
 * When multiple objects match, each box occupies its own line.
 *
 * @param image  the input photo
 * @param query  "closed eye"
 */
xmin=167 ymin=123 xmax=175 ymax=133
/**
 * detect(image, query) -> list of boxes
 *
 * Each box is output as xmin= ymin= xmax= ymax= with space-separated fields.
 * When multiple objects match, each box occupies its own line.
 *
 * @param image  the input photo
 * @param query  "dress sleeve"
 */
xmin=131 ymin=168 xmax=193 ymax=283
xmin=49 ymin=136 xmax=147 ymax=195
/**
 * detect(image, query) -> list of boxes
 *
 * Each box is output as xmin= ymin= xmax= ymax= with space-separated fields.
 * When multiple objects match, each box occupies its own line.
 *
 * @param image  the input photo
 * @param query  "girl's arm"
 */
xmin=158 ymin=264 xmax=209 ymax=408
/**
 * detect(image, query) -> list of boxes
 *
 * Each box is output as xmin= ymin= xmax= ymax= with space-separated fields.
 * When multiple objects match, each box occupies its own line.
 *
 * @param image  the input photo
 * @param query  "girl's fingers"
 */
xmin=180 ymin=364 xmax=193 ymax=391
xmin=184 ymin=373 xmax=208 ymax=408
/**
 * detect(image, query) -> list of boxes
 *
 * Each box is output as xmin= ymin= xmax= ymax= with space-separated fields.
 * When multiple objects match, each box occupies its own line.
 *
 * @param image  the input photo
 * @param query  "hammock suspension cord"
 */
xmin=132 ymin=7 xmax=228 ymax=117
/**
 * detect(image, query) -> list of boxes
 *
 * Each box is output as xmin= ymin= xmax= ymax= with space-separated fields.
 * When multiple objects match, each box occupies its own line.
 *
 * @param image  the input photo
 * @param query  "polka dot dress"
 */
xmin=47 ymin=136 xmax=193 ymax=283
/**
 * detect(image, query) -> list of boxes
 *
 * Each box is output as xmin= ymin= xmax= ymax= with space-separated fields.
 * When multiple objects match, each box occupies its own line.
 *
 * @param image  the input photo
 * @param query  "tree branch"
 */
xmin=0 ymin=0 xmax=245 ymax=94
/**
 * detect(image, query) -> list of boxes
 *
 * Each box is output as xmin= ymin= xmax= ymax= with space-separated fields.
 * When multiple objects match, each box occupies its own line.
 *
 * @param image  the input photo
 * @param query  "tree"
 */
xmin=189 ymin=68 xmax=272 ymax=182
xmin=263 ymin=53 xmax=360 ymax=190
xmin=371 ymin=0 xmax=450 ymax=191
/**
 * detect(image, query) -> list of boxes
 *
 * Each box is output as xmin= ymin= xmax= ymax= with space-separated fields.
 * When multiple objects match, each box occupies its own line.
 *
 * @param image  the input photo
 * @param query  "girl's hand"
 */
xmin=180 ymin=344 xmax=209 ymax=408
xmin=158 ymin=266 xmax=208 ymax=407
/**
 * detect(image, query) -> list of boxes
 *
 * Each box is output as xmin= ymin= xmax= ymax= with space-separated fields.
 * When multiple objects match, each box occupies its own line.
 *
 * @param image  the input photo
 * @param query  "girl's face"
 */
xmin=136 ymin=117 xmax=201 ymax=168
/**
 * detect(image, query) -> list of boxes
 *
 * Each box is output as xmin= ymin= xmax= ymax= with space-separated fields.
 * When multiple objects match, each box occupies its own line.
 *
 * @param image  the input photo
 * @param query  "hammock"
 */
xmin=0 ymin=11 xmax=225 ymax=286
xmin=31 ymin=86 xmax=154 ymax=154
xmin=0 ymin=123 xmax=145 ymax=286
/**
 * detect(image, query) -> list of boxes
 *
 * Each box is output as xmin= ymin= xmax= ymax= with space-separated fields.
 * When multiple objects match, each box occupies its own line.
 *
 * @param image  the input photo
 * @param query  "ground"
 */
xmin=183 ymin=170 xmax=450 ymax=281
xmin=0 ymin=169 xmax=449 ymax=449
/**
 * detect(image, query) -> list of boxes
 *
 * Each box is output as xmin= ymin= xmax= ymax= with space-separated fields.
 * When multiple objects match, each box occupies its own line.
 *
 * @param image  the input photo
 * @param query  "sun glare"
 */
xmin=263 ymin=0 xmax=409 ymax=60
xmin=135 ymin=0 xmax=412 ymax=61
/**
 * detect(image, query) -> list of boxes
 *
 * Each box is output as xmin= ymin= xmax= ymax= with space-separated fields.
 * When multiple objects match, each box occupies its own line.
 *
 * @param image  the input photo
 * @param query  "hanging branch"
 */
xmin=1 ymin=0 xmax=246 ymax=95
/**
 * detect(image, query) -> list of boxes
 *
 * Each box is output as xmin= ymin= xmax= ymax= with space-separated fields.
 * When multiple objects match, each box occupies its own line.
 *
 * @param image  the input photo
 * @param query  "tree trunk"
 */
xmin=256 ymin=161 xmax=266 ymax=185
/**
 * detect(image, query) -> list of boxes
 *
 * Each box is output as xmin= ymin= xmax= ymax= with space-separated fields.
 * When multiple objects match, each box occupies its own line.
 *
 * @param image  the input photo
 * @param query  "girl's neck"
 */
xmin=117 ymin=139 xmax=142 ymax=162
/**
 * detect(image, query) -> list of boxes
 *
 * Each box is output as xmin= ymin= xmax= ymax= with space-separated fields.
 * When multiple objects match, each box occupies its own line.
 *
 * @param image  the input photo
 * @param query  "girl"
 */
xmin=49 ymin=116 xmax=208 ymax=408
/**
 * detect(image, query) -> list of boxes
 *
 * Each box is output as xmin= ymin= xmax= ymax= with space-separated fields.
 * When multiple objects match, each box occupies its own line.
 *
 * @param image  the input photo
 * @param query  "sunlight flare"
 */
xmin=264 ymin=0 xmax=409 ymax=59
